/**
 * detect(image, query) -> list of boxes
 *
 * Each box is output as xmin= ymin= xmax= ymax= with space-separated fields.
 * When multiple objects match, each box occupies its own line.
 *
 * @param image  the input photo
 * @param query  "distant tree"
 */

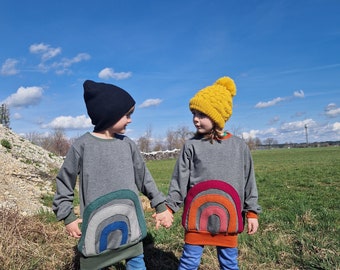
xmin=0 ymin=103 xmax=10 ymax=129
xmin=40 ymin=129 xmax=70 ymax=156
xmin=175 ymin=126 xmax=193 ymax=147
xmin=51 ymin=129 xmax=70 ymax=156
xmin=246 ymin=137 xmax=262 ymax=150
xmin=166 ymin=126 xmax=193 ymax=150
xmin=137 ymin=126 xmax=152 ymax=152
xmin=25 ymin=131 xmax=44 ymax=146
xmin=152 ymin=140 xmax=164 ymax=151
xmin=166 ymin=129 xmax=177 ymax=150
xmin=255 ymin=137 xmax=262 ymax=146
xmin=263 ymin=138 xmax=278 ymax=149
xmin=246 ymin=137 xmax=256 ymax=150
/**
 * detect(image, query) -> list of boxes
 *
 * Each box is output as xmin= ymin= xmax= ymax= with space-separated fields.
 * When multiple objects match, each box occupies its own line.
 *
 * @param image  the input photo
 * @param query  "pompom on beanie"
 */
xmin=189 ymin=76 xmax=236 ymax=129
xmin=83 ymin=80 xmax=135 ymax=132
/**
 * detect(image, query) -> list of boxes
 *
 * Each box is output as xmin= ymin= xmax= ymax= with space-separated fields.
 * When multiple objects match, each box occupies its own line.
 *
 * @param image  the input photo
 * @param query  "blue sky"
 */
xmin=1 ymin=0 xmax=340 ymax=144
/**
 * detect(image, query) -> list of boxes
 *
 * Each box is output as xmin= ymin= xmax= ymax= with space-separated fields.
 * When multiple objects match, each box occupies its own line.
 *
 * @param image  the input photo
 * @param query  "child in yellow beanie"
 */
xmin=155 ymin=76 xmax=261 ymax=269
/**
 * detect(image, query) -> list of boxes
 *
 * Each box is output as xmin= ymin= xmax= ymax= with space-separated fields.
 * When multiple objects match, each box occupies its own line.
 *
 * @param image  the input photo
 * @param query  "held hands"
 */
xmin=152 ymin=209 xmax=173 ymax=229
xmin=65 ymin=218 xmax=82 ymax=238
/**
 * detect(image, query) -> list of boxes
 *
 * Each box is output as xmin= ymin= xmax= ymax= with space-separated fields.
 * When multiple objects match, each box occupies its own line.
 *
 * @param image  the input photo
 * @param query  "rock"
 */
xmin=0 ymin=124 xmax=63 ymax=216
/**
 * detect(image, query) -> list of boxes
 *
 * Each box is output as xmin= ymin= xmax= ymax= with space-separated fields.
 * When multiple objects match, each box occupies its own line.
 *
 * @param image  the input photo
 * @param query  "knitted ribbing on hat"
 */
xmin=189 ymin=76 xmax=237 ymax=129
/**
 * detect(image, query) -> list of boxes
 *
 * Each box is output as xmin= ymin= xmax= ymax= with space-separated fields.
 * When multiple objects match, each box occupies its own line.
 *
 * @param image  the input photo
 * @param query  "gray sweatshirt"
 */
xmin=53 ymin=132 xmax=166 ymax=221
xmin=52 ymin=132 xmax=166 ymax=269
xmin=166 ymin=134 xmax=261 ymax=215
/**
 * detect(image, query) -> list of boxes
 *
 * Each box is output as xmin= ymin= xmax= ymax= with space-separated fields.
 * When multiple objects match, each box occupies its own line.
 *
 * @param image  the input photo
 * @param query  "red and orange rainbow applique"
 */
xmin=182 ymin=180 xmax=243 ymax=235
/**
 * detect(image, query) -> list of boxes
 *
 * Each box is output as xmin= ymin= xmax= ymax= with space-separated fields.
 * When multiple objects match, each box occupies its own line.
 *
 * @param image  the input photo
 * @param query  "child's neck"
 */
xmin=92 ymin=130 xmax=115 ymax=139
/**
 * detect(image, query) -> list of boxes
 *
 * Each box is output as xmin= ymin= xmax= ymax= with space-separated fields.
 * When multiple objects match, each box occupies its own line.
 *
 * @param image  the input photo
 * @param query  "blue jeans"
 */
xmin=178 ymin=244 xmax=239 ymax=270
xmin=126 ymin=254 xmax=146 ymax=270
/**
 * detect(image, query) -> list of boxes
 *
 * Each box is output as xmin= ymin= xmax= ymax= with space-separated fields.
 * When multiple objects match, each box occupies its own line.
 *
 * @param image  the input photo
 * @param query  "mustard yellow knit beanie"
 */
xmin=189 ymin=76 xmax=236 ymax=129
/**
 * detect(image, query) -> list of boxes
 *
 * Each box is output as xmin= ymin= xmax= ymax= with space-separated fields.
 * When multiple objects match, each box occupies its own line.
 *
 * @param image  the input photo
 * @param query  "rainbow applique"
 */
xmin=78 ymin=189 xmax=147 ymax=257
xmin=182 ymin=180 xmax=243 ymax=235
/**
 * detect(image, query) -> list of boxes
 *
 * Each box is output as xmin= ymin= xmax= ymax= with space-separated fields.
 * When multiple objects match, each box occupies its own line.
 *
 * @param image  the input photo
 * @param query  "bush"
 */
xmin=1 ymin=139 xmax=12 ymax=150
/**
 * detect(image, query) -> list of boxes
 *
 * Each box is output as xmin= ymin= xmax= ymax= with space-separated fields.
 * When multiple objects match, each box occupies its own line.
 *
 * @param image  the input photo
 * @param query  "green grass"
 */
xmin=39 ymin=178 xmax=80 ymax=224
xmin=146 ymin=159 xmax=176 ymax=194
xmin=145 ymin=147 xmax=340 ymax=270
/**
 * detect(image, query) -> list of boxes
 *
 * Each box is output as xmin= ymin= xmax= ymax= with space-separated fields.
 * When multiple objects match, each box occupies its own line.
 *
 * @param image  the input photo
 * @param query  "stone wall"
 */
xmin=141 ymin=149 xmax=180 ymax=160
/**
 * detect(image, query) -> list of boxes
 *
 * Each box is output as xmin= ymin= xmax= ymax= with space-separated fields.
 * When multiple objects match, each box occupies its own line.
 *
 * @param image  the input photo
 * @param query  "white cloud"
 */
xmin=1 ymin=58 xmax=19 ymax=76
xmin=43 ymin=115 xmax=92 ymax=130
xmin=309 ymin=122 xmax=340 ymax=142
xmin=98 ymin=67 xmax=132 ymax=80
xmin=29 ymin=43 xmax=61 ymax=61
xmin=242 ymin=127 xmax=278 ymax=140
xmin=293 ymin=90 xmax=304 ymax=98
xmin=255 ymin=97 xmax=286 ymax=108
xmin=52 ymin=53 xmax=91 ymax=74
xmin=242 ymin=130 xmax=259 ymax=140
xmin=243 ymin=118 xmax=339 ymax=144
xmin=29 ymin=43 xmax=90 ymax=74
xmin=29 ymin=43 xmax=50 ymax=53
xmin=280 ymin=119 xmax=316 ymax=132
xmin=333 ymin=122 xmax=340 ymax=132
xmin=325 ymin=103 xmax=340 ymax=117
xmin=56 ymin=53 xmax=91 ymax=68
xmin=72 ymin=53 xmax=91 ymax=63
xmin=3 ymin=86 xmax=43 ymax=108
xmin=138 ymin=98 xmax=163 ymax=108
xmin=255 ymin=90 xmax=305 ymax=109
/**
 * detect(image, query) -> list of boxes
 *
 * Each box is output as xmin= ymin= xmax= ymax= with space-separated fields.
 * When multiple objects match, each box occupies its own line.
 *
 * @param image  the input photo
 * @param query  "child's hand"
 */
xmin=247 ymin=218 xmax=259 ymax=235
xmin=65 ymin=218 xmax=82 ymax=238
xmin=152 ymin=209 xmax=173 ymax=229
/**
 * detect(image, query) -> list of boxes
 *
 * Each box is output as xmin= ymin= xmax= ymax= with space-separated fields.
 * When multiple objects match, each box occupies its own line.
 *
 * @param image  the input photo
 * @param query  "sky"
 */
xmin=1 ymin=0 xmax=340 ymax=145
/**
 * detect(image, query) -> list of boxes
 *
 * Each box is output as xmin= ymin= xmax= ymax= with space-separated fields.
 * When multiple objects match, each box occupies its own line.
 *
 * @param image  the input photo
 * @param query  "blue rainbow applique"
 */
xmin=182 ymin=180 xmax=243 ymax=235
xmin=78 ymin=189 xmax=147 ymax=257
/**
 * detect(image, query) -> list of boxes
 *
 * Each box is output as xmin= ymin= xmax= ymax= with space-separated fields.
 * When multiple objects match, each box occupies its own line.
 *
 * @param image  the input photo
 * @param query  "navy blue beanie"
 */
xmin=83 ymin=80 xmax=135 ymax=132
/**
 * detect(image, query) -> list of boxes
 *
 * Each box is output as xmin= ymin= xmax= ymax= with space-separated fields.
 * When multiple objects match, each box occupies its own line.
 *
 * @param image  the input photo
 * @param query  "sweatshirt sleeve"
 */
xmin=165 ymin=145 xmax=191 ymax=213
xmin=52 ymin=145 xmax=80 ymax=222
xmin=243 ymin=146 xmax=261 ymax=214
xmin=129 ymin=140 xmax=166 ymax=209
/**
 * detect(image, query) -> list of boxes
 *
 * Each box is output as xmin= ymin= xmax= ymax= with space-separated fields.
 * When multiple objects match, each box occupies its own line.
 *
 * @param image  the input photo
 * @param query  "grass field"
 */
xmin=0 ymin=146 xmax=339 ymax=269
xmin=144 ymin=147 xmax=340 ymax=270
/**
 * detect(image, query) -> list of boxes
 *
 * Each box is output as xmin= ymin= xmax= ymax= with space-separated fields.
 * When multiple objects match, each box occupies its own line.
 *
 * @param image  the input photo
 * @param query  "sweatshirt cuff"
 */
xmin=246 ymin=211 xmax=258 ymax=219
xmin=63 ymin=210 xmax=78 ymax=225
xmin=155 ymin=202 xmax=167 ymax=213
xmin=166 ymin=205 xmax=174 ymax=213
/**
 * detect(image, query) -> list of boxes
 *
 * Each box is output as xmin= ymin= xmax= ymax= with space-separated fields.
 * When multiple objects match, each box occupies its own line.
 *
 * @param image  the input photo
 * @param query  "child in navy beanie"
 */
xmin=53 ymin=80 xmax=173 ymax=270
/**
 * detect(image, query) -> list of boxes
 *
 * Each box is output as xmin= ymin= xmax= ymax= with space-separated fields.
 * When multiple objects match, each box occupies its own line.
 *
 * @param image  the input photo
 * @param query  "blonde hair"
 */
xmin=194 ymin=125 xmax=225 ymax=144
